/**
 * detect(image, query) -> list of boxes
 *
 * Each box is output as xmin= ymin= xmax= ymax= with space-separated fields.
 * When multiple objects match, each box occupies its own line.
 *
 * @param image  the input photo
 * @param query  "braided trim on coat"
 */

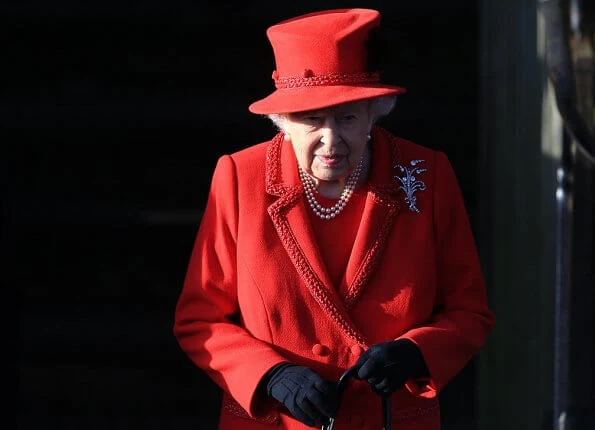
xmin=265 ymin=133 xmax=289 ymax=197
xmin=393 ymin=400 xmax=440 ymax=423
xmin=221 ymin=395 xmax=280 ymax=425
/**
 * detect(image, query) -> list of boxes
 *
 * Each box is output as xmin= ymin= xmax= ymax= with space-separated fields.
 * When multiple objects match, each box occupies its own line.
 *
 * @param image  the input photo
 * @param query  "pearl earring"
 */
xmin=366 ymin=134 xmax=371 ymax=141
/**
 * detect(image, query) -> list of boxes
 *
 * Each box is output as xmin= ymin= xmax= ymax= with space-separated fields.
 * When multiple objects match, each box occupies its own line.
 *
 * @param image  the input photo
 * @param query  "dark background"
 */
xmin=11 ymin=1 xmax=482 ymax=428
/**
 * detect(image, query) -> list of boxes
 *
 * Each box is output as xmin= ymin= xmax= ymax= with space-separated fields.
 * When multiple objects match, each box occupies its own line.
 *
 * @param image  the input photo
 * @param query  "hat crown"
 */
xmin=267 ymin=8 xmax=380 ymax=78
xmin=248 ymin=8 xmax=405 ymax=115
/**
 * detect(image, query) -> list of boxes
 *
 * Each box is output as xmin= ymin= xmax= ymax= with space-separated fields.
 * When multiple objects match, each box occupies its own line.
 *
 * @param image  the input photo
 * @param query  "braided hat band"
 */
xmin=273 ymin=70 xmax=381 ymax=89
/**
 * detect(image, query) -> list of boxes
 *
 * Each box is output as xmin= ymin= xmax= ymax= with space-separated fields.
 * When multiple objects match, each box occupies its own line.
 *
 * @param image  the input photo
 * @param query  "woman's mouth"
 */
xmin=317 ymin=155 xmax=346 ymax=167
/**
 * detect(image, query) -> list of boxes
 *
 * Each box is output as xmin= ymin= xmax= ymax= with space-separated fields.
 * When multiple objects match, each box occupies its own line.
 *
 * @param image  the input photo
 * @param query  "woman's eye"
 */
xmin=305 ymin=116 xmax=322 ymax=122
xmin=339 ymin=114 xmax=357 ymax=122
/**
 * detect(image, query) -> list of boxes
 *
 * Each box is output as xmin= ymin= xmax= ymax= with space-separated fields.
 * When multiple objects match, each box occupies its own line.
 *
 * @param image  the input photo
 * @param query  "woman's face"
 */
xmin=283 ymin=100 xmax=373 ymax=185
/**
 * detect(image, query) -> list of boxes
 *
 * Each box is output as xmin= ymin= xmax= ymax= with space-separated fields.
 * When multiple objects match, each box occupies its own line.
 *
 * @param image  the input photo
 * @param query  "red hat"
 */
xmin=248 ymin=8 xmax=406 ymax=114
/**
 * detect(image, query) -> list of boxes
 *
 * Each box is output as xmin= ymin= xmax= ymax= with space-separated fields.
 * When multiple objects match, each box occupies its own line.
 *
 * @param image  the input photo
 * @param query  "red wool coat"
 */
xmin=174 ymin=126 xmax=495 ymax=430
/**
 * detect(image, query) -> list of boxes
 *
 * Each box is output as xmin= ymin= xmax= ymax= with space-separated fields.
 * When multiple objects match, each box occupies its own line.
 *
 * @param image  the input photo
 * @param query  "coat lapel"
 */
xmin=266 ymin=133 xmax=368 ymax=345
xmin=339 ymin=127 xmax=403 ymax=309
xmin=265 ymin=133 xmax=334 ymax=293
xmin=265 ymin=127 xmax=403 ymax=343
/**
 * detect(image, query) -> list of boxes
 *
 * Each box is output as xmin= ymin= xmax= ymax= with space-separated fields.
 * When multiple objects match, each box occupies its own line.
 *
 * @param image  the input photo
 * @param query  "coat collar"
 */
xmin=265 ymin=126 xmax=403 ymax=346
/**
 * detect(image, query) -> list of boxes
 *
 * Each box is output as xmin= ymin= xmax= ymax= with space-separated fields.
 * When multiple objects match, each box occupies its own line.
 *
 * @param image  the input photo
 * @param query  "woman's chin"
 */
xmin=312 ymin=172 xmax=348 ymax=184
xmin=312 ymin=164 xmax=349 ymax=182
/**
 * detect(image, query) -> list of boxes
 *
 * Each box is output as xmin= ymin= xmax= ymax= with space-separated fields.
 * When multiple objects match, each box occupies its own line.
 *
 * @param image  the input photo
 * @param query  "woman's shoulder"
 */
xmin=227 ymin=140 xmax=270 ymax=169
xmin=210 ymin=139 xmax=272 ymax=189
xmin=393 ymin=136 xmax=439 ymax=162
xmin=376 ymin=126 xmax=439 ymax=162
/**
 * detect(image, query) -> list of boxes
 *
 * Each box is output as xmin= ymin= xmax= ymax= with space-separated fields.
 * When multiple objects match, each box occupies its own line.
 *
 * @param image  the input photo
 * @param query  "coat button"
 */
xmin=312 ymin=344 xmax=330 ymax=356
xmin=350 ymin=344 xmax=364 ymax=356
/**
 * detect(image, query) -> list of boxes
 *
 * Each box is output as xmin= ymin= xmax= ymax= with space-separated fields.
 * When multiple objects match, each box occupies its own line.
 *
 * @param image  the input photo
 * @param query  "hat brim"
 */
xmin=248 ymin=84 xmax=406 ymax=114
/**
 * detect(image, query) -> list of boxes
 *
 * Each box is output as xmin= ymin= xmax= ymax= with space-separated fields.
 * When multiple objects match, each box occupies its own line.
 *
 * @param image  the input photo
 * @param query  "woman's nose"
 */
xmin=320 ymin=122 xmax=341 ymax=146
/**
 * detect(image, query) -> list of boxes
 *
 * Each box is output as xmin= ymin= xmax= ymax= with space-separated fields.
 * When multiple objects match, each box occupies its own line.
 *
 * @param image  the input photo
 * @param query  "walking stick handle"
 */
xmin=321 ymin=366 xmax=392 ymax=430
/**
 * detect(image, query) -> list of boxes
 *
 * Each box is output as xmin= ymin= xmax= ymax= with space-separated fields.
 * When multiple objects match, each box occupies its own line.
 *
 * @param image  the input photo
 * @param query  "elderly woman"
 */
xmin=173 ymin=8 xmax=494 ymax=430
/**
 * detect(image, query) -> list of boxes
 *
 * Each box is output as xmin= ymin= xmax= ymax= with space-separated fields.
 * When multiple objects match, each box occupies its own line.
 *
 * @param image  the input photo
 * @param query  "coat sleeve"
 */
xmin=400 ymin=150 xmax=495 ymax=397
xmin=173 ymin=154 xmax=287 ymax=416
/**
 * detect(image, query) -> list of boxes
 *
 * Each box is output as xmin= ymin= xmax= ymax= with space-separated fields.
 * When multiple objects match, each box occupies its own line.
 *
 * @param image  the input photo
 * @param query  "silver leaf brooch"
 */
xmin=394 ymin=159 xmax=427 ymax=213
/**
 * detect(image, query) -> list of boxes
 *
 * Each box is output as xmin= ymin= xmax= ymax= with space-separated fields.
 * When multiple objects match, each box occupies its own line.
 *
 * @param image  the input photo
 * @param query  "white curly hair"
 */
xmin=265 ymin=95 xmax=397 ymax=133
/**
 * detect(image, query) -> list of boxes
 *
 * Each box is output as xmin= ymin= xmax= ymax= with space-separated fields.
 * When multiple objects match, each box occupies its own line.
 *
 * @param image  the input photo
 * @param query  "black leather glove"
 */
xmin=354 ymin=339 xmax=429 ymax=396
xmin=264 ymin=362 xmax=338 ymax=427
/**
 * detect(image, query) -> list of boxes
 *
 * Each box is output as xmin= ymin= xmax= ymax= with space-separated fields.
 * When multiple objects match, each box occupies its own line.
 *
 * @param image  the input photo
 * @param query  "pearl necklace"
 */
xmin=298 ymin=157 xmax=365 ymax=220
